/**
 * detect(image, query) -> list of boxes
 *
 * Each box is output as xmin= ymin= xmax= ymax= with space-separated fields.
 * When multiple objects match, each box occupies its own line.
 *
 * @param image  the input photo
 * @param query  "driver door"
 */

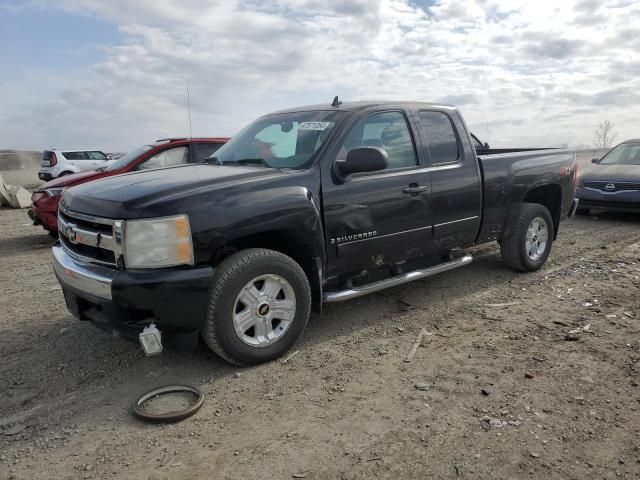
xmin=322 ymin=110 xmax=432 ymax=280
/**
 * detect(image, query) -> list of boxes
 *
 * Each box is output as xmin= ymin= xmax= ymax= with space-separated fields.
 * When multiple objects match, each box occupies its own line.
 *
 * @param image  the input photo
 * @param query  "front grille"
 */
xmin=584 ymin=181 xmax=640 ymax=192
xmin=58 ymin=207 xmax=121 ymax=268
xmin=59 ymin=235 xmax=116 ymax=264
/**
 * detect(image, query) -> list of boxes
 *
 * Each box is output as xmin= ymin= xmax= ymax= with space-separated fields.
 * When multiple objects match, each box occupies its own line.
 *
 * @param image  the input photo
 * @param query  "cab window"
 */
xmin=342 ymin=111 xmax=417 ymax=171
xmin=418 ymin=111 xmax=460 ymax=165
xmin=195 ymin=143 xmax=223 ymax=162
xmin=137 ymin=146 xmax=189 ymax=170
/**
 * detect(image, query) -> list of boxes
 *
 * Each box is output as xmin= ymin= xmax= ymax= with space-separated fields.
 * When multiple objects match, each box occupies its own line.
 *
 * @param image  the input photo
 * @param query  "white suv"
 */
xmin=38 ymin=149 xmax=110 ymax=181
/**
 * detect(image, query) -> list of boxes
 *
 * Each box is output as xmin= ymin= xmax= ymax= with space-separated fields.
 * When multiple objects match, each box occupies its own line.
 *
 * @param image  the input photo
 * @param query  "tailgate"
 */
xmin=41 ymin=150 xmax=53 ymax=167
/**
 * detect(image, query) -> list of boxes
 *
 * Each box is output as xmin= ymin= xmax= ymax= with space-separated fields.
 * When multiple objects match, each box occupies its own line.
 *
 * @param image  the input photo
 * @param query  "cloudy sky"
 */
xmin=1 ymin=0 xmax=638 ymax=151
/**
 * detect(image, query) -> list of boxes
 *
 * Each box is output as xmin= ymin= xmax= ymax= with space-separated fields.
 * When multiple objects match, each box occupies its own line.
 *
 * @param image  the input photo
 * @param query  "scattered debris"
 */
xmin=282 ymin=350 xmax=300 ymax=364
xmin=480 ymin=416 xmax=491 ymax=431
xmin=292 ymin=472 xmax=309 ymax=478
xmin=530 ymin=452 xmax=540 ymax=458
xmin=0 ymin=174 xmax=31 ymax=208
xmin=481 ymin=386 xmax=493 ymax=396
xmin=405 ymin=328 xmax=432 ymax=363
xmin=484 ymin=301 xmax=520 ymax=308
xmin=524 ymin=372 xmax=535 ymax=379
xmin=564 ymin=334 xmax=580 ymax=341
xmin=132 ymin=384 xmax=204 ymax=423
xmin=414 ymin=383 xmax=431 ymax=391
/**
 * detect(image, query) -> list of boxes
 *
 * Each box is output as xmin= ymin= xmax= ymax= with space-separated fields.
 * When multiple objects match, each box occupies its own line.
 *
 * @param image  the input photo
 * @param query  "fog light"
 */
xmin=139 ymin=323 xmax=163 ymax=356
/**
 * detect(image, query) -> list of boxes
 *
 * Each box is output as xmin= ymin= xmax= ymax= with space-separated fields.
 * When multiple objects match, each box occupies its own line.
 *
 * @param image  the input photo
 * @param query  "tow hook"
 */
xmin=139 ymin=323 xmax=163 ymax=356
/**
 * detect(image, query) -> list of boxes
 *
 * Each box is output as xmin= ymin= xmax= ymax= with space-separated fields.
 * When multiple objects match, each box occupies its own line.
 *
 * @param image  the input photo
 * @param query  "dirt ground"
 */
xmin=0 ymin=206 xmax=639 ymax=480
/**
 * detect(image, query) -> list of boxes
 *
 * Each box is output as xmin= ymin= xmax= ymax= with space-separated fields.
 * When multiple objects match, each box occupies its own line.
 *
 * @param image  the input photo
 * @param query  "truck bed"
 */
xmin=475 ymin=148 xmax=577 ymax=244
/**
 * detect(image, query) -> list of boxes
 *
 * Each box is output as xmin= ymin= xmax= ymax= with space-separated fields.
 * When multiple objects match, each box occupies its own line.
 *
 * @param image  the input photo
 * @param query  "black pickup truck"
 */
xmin=53 ymin=100 xmax=579 ymax=365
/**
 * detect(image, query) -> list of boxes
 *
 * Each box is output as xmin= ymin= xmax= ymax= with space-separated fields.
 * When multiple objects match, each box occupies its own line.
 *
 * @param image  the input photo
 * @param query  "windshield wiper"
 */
xmin=211 ymin=158 xmax=270 ymax=167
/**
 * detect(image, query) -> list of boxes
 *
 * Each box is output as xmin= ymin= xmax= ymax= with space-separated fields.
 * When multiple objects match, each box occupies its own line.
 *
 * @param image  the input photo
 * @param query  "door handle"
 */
xmin=403 ymin=185 xmax=427 ymax=195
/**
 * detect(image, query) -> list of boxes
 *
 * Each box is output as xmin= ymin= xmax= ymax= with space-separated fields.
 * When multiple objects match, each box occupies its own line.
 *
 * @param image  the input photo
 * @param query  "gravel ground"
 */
xmin=0 ymin=206 xmax=639 ymax=479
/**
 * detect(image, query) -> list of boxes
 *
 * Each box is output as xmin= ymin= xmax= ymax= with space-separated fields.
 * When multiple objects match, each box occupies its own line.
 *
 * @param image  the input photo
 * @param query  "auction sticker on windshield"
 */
xmin=299 ymin=122 xmax=333 ymax=131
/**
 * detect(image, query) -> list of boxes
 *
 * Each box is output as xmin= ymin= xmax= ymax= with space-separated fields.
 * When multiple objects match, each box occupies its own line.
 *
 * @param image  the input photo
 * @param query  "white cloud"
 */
xmin=2 ymin=0 xmax=639 ymax=150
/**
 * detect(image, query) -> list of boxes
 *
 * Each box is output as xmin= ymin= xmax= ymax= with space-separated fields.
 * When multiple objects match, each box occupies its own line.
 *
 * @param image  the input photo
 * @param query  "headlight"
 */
xmin=45 ymin=187 xmax=65 ymax=197
xmin=124 ymin=215 xmax=194 ymax=269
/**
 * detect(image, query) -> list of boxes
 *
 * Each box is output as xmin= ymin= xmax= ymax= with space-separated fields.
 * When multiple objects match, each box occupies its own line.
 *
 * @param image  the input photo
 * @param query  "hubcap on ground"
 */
xmin=525 ymin=216 xmax=548 ymax=261
xmin=233 ymin=274 xmax=296 ymax=347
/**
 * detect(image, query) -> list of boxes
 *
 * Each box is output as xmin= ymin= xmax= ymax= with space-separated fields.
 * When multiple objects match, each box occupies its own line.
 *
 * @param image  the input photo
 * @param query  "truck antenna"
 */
xmin=331 ymin=95 xmax=342 ymax=107
xmin=186 ymin=83 xmax=193 ymax=140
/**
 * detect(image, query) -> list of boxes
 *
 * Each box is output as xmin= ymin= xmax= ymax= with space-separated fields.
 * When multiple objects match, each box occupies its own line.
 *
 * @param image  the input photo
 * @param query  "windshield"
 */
xmin=104 ymin=145 xmax=153 ymax=171
xmin=599 ymin=143 xmax=640 ymax=166
xmin=210 ymin=111 xmax=341 ymax=170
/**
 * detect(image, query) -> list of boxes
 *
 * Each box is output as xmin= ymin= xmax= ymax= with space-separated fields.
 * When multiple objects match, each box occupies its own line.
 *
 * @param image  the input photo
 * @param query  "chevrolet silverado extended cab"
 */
xmin=53 ymin=100 xmax=579 ymax=365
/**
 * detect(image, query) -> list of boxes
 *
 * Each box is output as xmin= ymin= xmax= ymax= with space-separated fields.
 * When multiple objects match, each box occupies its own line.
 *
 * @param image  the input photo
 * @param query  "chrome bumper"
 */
xmin=52 ymin=245 xmax=115 ymax=300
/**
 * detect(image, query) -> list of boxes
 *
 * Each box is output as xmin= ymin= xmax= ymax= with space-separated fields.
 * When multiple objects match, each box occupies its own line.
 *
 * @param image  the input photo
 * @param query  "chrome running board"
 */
xmin=323 ymin=254 xmax=473 ymax=303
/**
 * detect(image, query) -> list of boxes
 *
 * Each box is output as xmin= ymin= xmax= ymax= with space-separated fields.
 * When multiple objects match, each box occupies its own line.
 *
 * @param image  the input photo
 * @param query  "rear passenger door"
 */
xmin=62 ymin=152 xmax=91 ymax=171
xmin=322 ymin=110 xmax=433 ymax=279
xmin=86 ymin=151 xmax=109 ymax=169
xmin=416 ymin=110 xmax=482 ymax=253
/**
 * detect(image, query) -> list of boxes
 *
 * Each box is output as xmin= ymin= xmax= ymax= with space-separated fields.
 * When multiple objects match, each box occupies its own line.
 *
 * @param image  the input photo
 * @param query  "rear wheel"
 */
xmin=202 ymin=248 xmax=311 ymax=366
xmin=500 ymin=203 xmax=554 ymax=272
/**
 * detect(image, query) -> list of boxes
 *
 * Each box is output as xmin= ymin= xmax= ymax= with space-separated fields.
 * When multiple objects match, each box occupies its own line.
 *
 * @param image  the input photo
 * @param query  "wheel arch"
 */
xmin=521 ymin=183 xmax=562 ymax=239
xmin=210 ymin=228 xmax=324 ymax=312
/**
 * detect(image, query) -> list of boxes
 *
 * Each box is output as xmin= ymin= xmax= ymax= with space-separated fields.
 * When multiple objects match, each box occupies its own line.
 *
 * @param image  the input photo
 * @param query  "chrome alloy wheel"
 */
xmin=233 ymin=274 xmax=297 ymax=347
xmin=525 ymin=216 xmax=548 ymax=262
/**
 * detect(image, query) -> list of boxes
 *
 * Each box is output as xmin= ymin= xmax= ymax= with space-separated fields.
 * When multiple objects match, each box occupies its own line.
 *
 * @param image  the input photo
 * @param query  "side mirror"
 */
xmin=591 ymin=158 xmax=599 ymax=164
xmin=483 ymin=142 xmax=490 ymax=149
xmin=335 ymin=147 xmax=388 ymax=176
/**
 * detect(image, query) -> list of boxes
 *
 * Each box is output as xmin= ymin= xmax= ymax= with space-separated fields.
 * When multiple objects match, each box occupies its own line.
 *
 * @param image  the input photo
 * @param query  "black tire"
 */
xmin=202 ymin=248 xmax=311 ymax=366
xmin=48 ymin=230 xmax=59 ymax=240
xmin=575 ymin=207 xmax=590 ymax=216
xmin=500 ymin=202 xmax=554 ymax=272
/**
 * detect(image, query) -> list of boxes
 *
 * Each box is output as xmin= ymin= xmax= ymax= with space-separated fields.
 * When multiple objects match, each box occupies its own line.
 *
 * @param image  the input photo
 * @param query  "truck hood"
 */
xmin=61 ymin=164 xmax=280 ymax=219
xmin=582 ymin=164 xmax=640 ymax=182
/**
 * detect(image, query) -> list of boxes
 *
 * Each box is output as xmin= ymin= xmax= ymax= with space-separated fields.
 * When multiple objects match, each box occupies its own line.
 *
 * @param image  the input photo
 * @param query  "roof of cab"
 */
xmin=266 ymin=100 xmax=456 ymax=116
xmin=621 ymin=138 xmax=640 ymax=144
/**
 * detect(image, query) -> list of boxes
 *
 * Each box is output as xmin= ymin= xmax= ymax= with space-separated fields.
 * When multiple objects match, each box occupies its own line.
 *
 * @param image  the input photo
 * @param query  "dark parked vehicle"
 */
xmin=575 ymin=139 xmax=640 ymax=214
xmin=52 ymin=100 xmax=579 ymax=365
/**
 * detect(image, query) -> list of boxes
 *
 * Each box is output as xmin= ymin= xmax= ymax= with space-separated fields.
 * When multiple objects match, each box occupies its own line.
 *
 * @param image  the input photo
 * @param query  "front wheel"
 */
xmin=500 ymin=203 xmax=554 ymax=272
xmin=202 ymin=248 xmax=311 ymax=366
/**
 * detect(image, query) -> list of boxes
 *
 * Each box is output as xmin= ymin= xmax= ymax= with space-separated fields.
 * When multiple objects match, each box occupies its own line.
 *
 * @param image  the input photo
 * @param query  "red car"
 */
xmin=28 ymin=137 xmax=229 ymax=235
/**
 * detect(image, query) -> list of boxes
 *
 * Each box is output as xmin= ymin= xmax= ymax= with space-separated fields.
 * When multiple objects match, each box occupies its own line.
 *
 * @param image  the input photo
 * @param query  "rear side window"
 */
xmin=418 ymin=111 xmax=460 ymax=165
xmin=195 ymin=143 xmax=224 ymax=162
xmin=137 ymin=146 xmax=189 ymax=170
xmin=62 ymin=151 xmax=87 ymax=160
xmin=87 ymin=151 xmax=107 ymax=160
xmin=343 ymin=111 xmax=417 ymax=171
